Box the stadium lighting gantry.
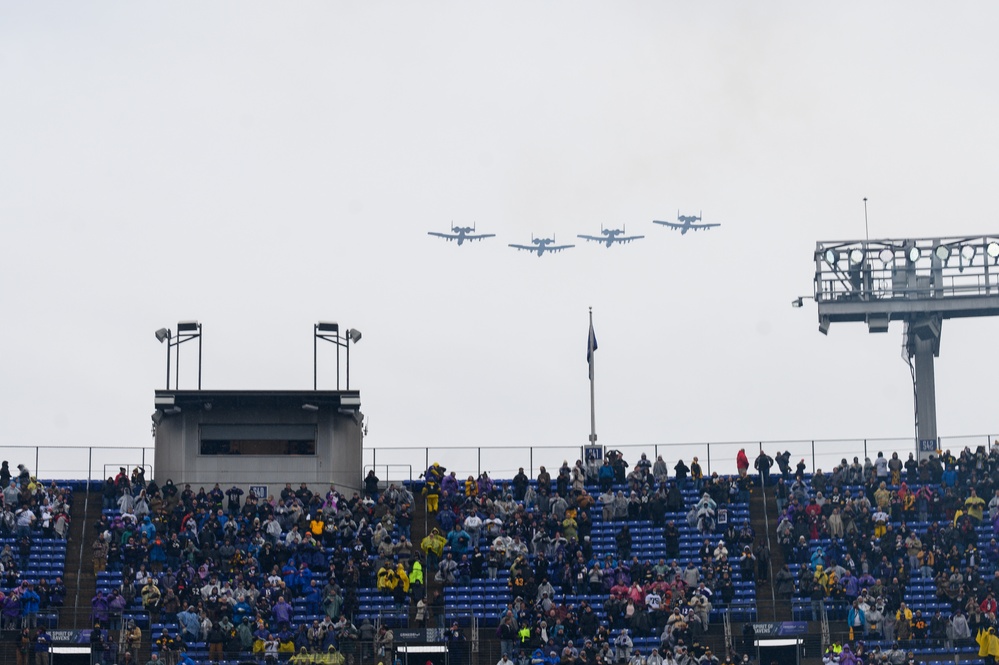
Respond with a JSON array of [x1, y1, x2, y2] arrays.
[[811, 235, 999, 460], [154, 321, 202, 390], [314, 321, 362, 390]]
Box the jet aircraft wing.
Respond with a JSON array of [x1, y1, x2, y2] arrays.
[[428, 232, 458, 240], [652, 220, 684, 230]]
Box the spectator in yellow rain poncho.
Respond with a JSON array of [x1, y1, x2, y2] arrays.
[[421, 528, 446, 569], [966, 488, 986, 523], [288, 645, 346, 664], [376, 563, 399, 593], [978, 627, 999, 658], [395, 563, 410, 593]]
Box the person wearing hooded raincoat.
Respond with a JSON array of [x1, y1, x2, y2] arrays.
[[978, 627, 999, 658]]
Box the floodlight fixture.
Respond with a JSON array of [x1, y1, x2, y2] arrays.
[[879, 248, 894, 264], [338, 407, 363, 425], [961, 245, 976, 262], [823, 249, 839, 265], [934, 245, 950, 261], [154, 321, 203, 389], [791, 295, 814, 309], [849, 249, 865, 265], [314, 321, 363, 390], [988, 242, 999, 259], [908, 246, 921, 262]]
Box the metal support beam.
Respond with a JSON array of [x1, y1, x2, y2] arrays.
[[906, 318, 940, 460]]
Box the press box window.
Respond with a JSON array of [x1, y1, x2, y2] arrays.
[[199, 424, 317, 456]]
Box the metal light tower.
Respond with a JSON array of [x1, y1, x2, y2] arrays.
[[812, 235, 999, 459], [314, 322, 362, 390], [154, 321, 203, 390]]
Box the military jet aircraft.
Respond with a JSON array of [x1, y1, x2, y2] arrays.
[[509, 235, 575, 256], [577, 225, 644, 247], [427, 223, 495, 245], [653, 211, 720, 235]]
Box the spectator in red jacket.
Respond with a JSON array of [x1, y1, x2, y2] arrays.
[[736, 449, 750, 477]]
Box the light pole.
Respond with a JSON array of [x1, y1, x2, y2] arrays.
[[155, 321, 203, 389], [314, 322, 362, 390]]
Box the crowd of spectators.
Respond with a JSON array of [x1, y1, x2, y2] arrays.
[[0, 460, 69, 665], [91, 466, 417, 663], [420, 452, 764, 665], [87, 440, 999, 665], [778, 444, 999, 664]]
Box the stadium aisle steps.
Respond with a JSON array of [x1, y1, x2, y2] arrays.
[[62, 485, 103, 630], [749, 483, 788, 621]]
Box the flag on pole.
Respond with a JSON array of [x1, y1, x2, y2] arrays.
[[587, 321, 598, 380]]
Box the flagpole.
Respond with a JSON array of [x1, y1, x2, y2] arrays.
[[589, 307, 597, 446]]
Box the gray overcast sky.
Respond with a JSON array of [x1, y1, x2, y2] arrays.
[[2, 3, 999, 474]]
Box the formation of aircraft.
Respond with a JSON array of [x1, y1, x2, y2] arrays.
[[577, 226, 645, 248], [653, 211, 720, 235], [427, 223, 496, 245], [429, 214, 720, 255], [509, 235, 575, 257]]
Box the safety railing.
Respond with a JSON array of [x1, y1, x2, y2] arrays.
[[363, 434, 998, 485], [0, 433, 996, 485], [102, 463, 153, 485], [0, 445, 154, 485], [363, 464, 413, 488]]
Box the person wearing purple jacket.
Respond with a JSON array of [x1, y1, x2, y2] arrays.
[[838, 644, 861, 665], [107, 589, 127, 630], [842, 570, 861, 603], [272, 596, 293, 627], [2, 593, 20, 630], [252, 623, 270, 652], [90, 591, 109, 628]]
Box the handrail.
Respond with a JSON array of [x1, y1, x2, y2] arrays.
[[71, 480, 90, 630], [820, 597, 830, 652], [723, 607, 733, 655], [757, 465, 778, 621]]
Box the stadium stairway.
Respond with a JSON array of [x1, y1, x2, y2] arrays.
[[410, 493, 433, 626], [749, 483, 789, 622], [745, 484, 829, 664], [62, 485, 103, 630]]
